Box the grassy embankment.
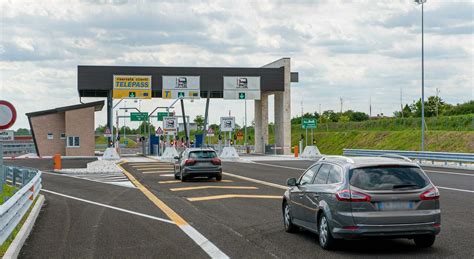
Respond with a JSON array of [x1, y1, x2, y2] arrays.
[[198, 115, 474, 154]]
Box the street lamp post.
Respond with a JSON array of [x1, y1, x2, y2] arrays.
[[415, 0, 426, 151]]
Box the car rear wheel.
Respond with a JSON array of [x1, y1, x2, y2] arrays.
[[318, 214, 335, 250], [283, 201, 296, 233], [414, 235, 436, 248], [216, 174, 222, 181], [181, 172, 187, 182]]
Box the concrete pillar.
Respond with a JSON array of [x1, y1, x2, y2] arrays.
[[254, 93, 268, 154], [263, 58, 292, 155]]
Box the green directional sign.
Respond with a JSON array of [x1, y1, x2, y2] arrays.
[[177, 92, 185, 98], [128, 91, 136, 98], [302, 118, 317, 129], [238, 92, 246, 99], [130, 112, 148, 121], [157, 112, 170, 121]]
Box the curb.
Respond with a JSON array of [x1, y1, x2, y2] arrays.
[[4, 195, 45, 259]]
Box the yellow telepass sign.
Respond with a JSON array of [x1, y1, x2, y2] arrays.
[[113, 75, 152, 99]]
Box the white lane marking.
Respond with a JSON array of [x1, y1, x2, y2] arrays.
[[42, 171, 136, 189], [142, 171, 175, 174], [180, 225, 229, 259], [41, 189, 175, 224], [437, 186, 474, 193], [249, 162, 306, 171], [425, 170, 474, 177], [222, 172, 287, 190]]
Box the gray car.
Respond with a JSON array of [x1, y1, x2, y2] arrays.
[[174, 148, 222, 181], [283, 155, 440, 250]]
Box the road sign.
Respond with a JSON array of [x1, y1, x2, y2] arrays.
[[157, 112, 172, 121], [237, 131, 243, 140], [163, 116, 178, 134], [207, 128, 214, 137], [220, 117, 235, 132], [0, 100, 17, 130], [302, 118, 317, 129], [112, 75, 152, 99], [130, 112, 149, 121], [104, 128, 112, 137], [223, 76, 261, 100], [0, 130, 14, 141], [155, 127, 164, 136], [162, 76, 200, 100]]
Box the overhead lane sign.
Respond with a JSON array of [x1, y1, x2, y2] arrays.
[[162, 76, 200, 100], [130, 112, 149, 121], [113, 75, 152, 99], [223, 76, 261, 100]]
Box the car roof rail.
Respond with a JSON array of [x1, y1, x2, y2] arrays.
[[321, 155, 354, 163], [378, 154, 413, 162]]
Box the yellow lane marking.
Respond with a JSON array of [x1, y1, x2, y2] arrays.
[[133, 165, 174, 170], [158, 179, 234, 184], [142, 171, 175, 174], [187, 194, 282, 202], [170, 186, 258, 192], [159, 180, 181, 184], [118, 162, 188, 226]]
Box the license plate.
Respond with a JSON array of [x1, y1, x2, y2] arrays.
[[376, 201, 414, 211]]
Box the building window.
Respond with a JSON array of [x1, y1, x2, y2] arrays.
[[67, 136, 80, 147], [47, 133, 53, 140], [60, 133, 66, 139]]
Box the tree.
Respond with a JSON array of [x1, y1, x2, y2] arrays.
[[15, 128, 30, 135], [194, 115, 205, 130], [322, 110, 339, 122]]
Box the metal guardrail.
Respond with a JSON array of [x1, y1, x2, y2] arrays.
[[343, 149, 474, 164], [0, 166, 42, 245]]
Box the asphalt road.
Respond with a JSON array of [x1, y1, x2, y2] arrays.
[[8, 157, 474, 258]]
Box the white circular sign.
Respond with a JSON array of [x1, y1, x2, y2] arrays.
[[0, 101, 17, 130]]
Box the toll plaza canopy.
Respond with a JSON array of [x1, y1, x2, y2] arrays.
[[78, 65, 292, 98]]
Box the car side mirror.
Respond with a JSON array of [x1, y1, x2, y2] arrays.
[[174, 156, 179, 160], [287, 178, 297, 187]]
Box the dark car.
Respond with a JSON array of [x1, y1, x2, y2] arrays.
[[174, 148, 222, 181], [283, 155, 440, 250]]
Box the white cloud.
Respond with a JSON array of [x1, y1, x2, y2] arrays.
[[0, 0, 472, 130]]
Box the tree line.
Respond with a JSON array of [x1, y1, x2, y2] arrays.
[[292, 97, 473, 124]]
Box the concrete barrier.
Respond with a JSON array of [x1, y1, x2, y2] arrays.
[[162, 147, 179, 162], [300, 146, 321, 159], [219, 147, 240, 160], [102, 147, 120, 160]]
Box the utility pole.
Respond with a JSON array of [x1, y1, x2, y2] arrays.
[[400, 87, 404, 118], [319, 104, 321, 115], [369, 96, 372, 118], [301, 100, 304, 116], [436, 88, 440, 118], [415, 0, 427, 151], [340, 97, 343, 114]]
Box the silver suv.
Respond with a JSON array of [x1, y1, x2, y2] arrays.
[[282, 156, 440, 250]]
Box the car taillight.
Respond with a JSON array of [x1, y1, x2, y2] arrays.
[[420, 187, 440, 200], [184, 159, 196, 166], [336, 189, 371, 202], [211, 157, 221, 165]]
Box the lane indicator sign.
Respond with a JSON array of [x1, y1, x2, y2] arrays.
[[104, 128, 112, 137], [156, 127, 164, 136], [0, 100, 17, 130]]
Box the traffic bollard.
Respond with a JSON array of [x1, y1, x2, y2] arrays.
[[54, 154, 62, 171]]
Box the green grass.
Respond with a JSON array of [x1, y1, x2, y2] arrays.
[[1, 184, 17, 205], [296, 130, 474, 155], [0, 196, 39, 256], [294, 114, 473, 132]]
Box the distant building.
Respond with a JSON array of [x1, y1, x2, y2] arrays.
[[26, 101, 104, 157]]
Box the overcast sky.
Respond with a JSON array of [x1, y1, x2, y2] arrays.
[[1, 0, 473, 130]]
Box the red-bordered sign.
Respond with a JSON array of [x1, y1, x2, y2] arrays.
[[0, 100, 17, 130]]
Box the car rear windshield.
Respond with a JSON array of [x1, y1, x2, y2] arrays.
[[189, 151, 217, 159], [349, 166, 429, 191]]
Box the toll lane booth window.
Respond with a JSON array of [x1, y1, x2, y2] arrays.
[[67, 136, 80, 147]]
